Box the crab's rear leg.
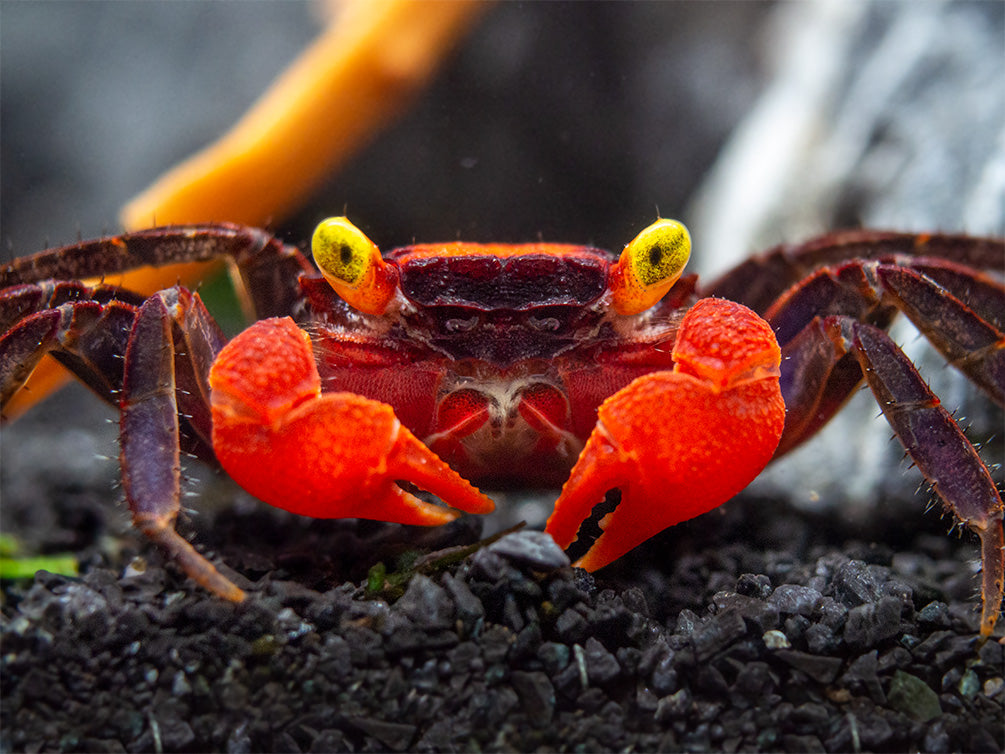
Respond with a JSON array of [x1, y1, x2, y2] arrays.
[[768, 258, 1004, 456], [120, 289, 241, 600], [1, 224, 316, 419], [545, 298, 786, 571], [209, 317, 494, 528], [872, 262, 1005, 404], [0, 282, 142, 411], [846, 321, 1004, 637]]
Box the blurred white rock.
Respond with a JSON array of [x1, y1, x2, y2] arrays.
[[689, 0, 1004, 515]]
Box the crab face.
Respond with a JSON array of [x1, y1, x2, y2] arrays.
[[1, 219, 1001, 636]]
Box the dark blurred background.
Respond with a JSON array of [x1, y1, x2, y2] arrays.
[[1, 2, 770, 253], [2, 2, 1002, 526]]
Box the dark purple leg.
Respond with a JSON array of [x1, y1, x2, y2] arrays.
[[873, 264, 1004, 405], [0, 282, 220, 451], [0, 224, 315, 320], [120, 291, 243, 601], [849, 322, 1003, 638], [0, 283, 139, 412], [765, 255, 1003, 452], [703, 230, 1004, 315]]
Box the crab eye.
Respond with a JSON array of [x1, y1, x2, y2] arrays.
[[609, 218, 691, 315], [312, 217, 398, 315]]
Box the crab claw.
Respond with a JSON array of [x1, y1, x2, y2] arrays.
[[545, 298, 786, 571], [210, 317, 494, 525]]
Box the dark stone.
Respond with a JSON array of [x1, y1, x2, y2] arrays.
[[344, 717, 416, 752], [713, 593, 779, 633], [156, 715, 196, 750], [692, 609, 747, 661], [736, 573, 772, 598], [616, 646, 641, 676], [733, 661, 775, 699], [501, 592, 526, 631], [511, 670, 555, 727], [911, 630, 955, 662], [440, 572, 484, 630], [536, 641, 570, 675], [308, 730, 348, 753], [395, 574, 454, 629], [877, 646, 911, 672], [650, 649, 679, 696], [768, 585, 822, 616], [584, 637, 621, 685], [480, 624, 514, 664], [816, 597, 848, 632], [547, 575, 591, 613], [555, 607, 589, 643], [511, 621, 542, 661], [783, 615, 811, 644], [782, 734, 825, 752], [468, 550, 513, 582], [932, 635, 979, 671], [774, 650, 842, 683], [843, 596, 902, 650], [485, 531, 570, 571], [553, 659, 586, 698], [832, 560, 884, 606], [804, 623, 839, 655], [842, 650, 885, 703], [978, 637, 1003, 668], [696, 663, 729, 695]]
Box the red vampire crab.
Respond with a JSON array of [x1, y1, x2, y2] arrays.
[[0, 218, 1002, 636]]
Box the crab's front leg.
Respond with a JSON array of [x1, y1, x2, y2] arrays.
[[546, 298, 786, 570], [209, 317, 494, 527]]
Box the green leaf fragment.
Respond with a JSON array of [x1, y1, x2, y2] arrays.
[[0, 555, 80, 580]]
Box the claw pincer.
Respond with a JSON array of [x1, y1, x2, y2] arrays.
[[546, 298, 786, 571], [209, 317, 494, 526]]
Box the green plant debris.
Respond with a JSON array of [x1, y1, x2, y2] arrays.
[[0, 555, 79, 580], [0, 532, 23, 558], [364, 522, 528, 600]]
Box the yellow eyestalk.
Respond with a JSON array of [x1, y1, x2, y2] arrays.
[[609, 219, 691, 315], [312, 217, 398, 315]]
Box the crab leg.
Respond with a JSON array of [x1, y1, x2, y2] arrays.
[[873, 263, 1004, 404], [704, 230, 1005, 315], [847, 321, 1004, 637], [767, 258, 1004, 454], [209, 317, 494, 528], [768, 302, 1004, 635], [0, 225, 315, 321], [0, 225, 317, 419], [0, 282, 140, 413], [545, 298, 786, 571], [119, 289, 242, 600]]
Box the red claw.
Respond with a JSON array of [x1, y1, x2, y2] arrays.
[[210, 317, 494, 525], [545, 298, 786, 571]]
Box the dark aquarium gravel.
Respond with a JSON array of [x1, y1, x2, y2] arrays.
[[2, 476, 1003, 753]]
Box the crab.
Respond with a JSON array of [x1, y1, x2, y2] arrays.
[[1, 218, 1002, 636]]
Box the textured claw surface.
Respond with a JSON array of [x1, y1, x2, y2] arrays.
[[546, 298, 785, 570], [210, 317, 493, 525]]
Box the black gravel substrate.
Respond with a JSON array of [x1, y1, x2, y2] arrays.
[[2, 475, 1003, 753]]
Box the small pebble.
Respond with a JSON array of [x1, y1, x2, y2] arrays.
[[762, 630, 791, 649]]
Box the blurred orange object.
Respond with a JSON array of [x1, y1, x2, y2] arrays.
[[5, 0, 487, 421], [121, 0, 487, 230]]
